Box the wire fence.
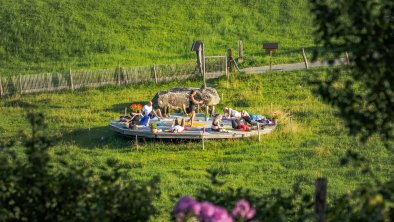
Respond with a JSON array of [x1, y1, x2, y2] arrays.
[[0, 60, 227, 97]]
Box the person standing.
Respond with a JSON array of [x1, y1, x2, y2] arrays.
[[187, 89, 204, 127]]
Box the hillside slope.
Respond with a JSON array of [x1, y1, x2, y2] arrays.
[[0, 0, 314, 74]]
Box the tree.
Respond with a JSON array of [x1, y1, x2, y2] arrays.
[[0, 112, 160, 221], [310, 0, 394, 146]]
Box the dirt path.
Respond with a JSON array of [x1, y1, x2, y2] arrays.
[[240, 58, 347, 74]]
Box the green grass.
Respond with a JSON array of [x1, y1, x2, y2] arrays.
[[0, 0, 316, 76], [1, 69, 392, 221]]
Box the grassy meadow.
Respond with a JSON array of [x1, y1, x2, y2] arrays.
[[0, 0, 315, 75], [0, 69, 392, 221]]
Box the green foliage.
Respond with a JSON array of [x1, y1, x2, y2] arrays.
[[0, 0, 315, 75], [0, 69, 392, 220], [194, 170, 314, 221], [310, 0, 394, 145], [150, 122, 157, 129], [0, 112, 160, 221]]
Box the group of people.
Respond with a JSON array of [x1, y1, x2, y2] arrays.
[[122, 89, 272, 133]]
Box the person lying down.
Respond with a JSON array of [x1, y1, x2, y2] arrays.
[[171, 118, 185, 133]]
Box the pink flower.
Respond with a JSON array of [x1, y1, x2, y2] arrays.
[[231, 199, 255, 220]]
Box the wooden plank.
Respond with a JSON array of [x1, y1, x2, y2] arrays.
[[110, 122, 275, 140]]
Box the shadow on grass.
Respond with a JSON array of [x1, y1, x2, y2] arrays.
[[59, 126, 133, 150]]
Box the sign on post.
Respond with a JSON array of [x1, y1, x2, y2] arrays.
[[191, 40, 206, 88], [263, 42, 279, 72]]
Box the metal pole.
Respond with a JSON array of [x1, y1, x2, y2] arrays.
[[269, 50, 273, 72]]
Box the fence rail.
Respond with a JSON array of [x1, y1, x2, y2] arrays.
[[0, 61, 228, 97]]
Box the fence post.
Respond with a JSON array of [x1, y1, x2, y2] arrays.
[[227, 48, 234, 72], [117, 64, 121, 85], [237, 40, 244, 63], [69, 68, 74, 91], [269, 50, 273, 72], [202, 45, 206, 88], [315, 178, 327, 222], [258, 123, 261, 142], [153, 65, 158, 84], [19, 74, 23, 94], [225, 56, 229, 88], [0, 78, 3, 97], [302, 48, 309, 69]]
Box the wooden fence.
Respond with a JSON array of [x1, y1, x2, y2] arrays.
[[0, 62, 213, 97]]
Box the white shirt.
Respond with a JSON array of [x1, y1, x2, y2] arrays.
[[142, 105, 153, 116], [230, 109, 241, 118], [171, 125, 184, 133]]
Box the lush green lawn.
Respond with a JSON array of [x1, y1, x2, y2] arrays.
[[0, 69, 392, 221], [0, 0, 315, 75]]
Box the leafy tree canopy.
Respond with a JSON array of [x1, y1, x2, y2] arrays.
[[310, 0, 394, 147]]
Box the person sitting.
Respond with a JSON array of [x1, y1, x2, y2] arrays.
[[211, 114, 225, 132], [171, 118, 186, 133], [224, 107, 241, 118], [129, 110, 143, 126], [231, 118, 250, 131], [142, 101, 164, 119]]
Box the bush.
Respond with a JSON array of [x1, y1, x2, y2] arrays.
[[0, 112, 160, 221]]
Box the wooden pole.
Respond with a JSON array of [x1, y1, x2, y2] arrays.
[[201, 128, 205, 150], [237, 40, 244, 63], [345, 51, 350, 65], [19, 74, 22, 94], [302, 48, 309, 69], [270, 102, 273, 115], [258, 123, 261, 142], [117, 64, 121, 85], [135, 135, 139, 151], [269, 50, 273, 72], [227, 48, 233, 72], [225, 56, 229, 88], [202, 43, 206, 88], [315, 178, 327, 222], [0, 78, 3, 97], [69, 68, 74, 92], [153, 65, 158, 84], [124, 107, 127, 116]]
